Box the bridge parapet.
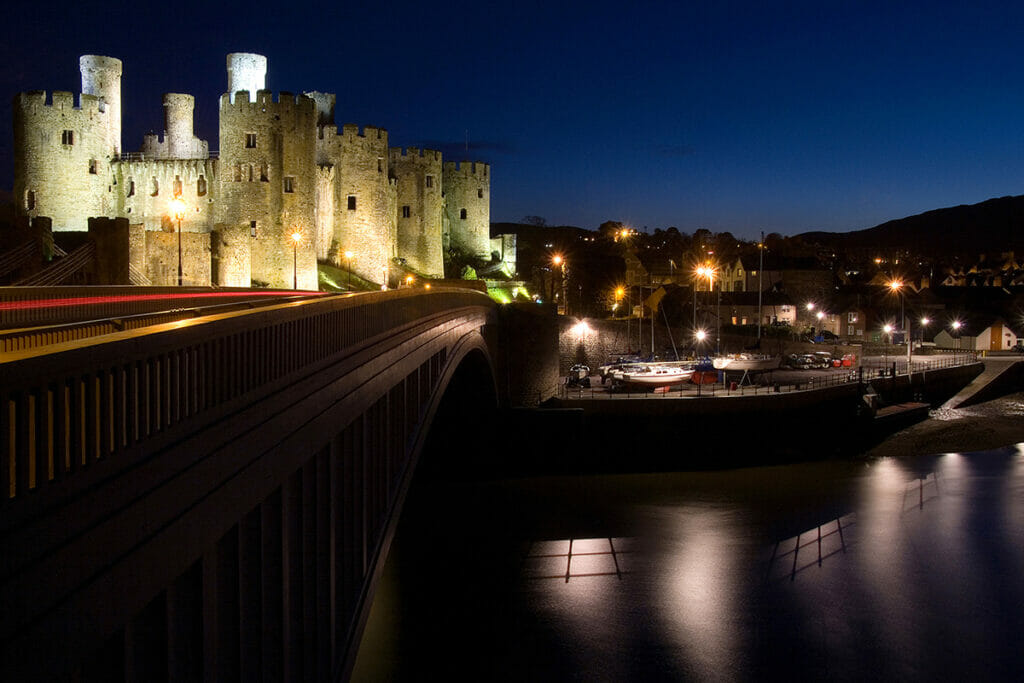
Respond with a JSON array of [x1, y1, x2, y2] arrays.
[[0, 287, 499, 680]]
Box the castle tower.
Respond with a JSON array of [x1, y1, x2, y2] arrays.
[[443, 161, 491, 260], [389, 147, 444, 278], [304, 91, 336, 128], [217, 88, 317, 288], [226, 53, 267, 103], [164, 94, 199, 158], [79, 55, 122, 155], [315, 123, 395, 286]]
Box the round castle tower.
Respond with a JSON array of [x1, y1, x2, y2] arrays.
[[227, 53, 267, 103], [389, 147, 444, 278], [79, 55, 122, 155], [217, 54, 317, 289], [443, 161, 491, 260], [14, 55, 121, 231]]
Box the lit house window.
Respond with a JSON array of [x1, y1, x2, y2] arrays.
[[848, 312, 859, 323], [245, 133, 256, 148], [402, 205, 410, 218], [61, 130, 74, 145], [284, 176, 294, 193], [347, 195, 356, 211]]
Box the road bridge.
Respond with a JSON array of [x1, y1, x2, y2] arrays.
[[0, 288, 552, 681]]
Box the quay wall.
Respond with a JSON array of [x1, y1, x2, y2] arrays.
[[498, 383, 865, 473], [869, 362, 984, 406]]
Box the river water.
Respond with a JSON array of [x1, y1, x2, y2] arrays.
[[352, 443, 1024, 681]]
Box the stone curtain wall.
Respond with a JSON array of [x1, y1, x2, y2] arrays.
[[113, 159, 217, 234]]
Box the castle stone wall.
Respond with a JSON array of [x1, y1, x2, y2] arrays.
[[389, 147, 444, 277], [211, 222, 252, 286], [318, 124, 393, 285], [13, 91, 114, 231], [144, 230, 211, 286], [217, 91, 318, 289], [443, 160, 491, 259], [113, 159, 217, 233]]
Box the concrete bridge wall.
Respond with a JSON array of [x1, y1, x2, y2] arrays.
[[0, 288, 504, 681]]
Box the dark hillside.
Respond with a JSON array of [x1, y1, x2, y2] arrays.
[[799, 195, 1024, 255]]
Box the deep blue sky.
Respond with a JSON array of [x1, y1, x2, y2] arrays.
[[3, 1, 1024, 239]]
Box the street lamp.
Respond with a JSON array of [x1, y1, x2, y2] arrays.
[[888, 279, 905, 333], [951, 320, 962, 351], [344, 250, 354, 289], [695, 329, 708, 396], [290, 230, 302, 289], [552, 254, 567, 315], [168, 197, 186, 286], [405, 275, 414, 287]]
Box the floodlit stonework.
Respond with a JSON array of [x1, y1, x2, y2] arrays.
[[12, 53, 494, 288]]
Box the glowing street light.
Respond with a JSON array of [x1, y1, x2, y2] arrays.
[[405, 275, 414, 287], [552, 254, 567, 314], [290, 230, 302, 289], [168, 197, 186, 286], [344, 249, 354, 288], [951, 319, 962, 350]]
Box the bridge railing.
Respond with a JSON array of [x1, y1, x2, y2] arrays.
[[1, 288, 494, 510]]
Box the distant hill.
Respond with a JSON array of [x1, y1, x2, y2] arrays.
[[799, 195, 1024, 256]]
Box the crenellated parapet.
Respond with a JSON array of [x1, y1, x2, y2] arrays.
[[389, 147, 442, 163], [112, 158, 218, 233]]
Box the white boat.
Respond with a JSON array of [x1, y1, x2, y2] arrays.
[[610, 364, 695, 388], [711, 354, 781, 372]]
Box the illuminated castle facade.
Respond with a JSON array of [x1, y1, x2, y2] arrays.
[[12, 53, 492, 288]]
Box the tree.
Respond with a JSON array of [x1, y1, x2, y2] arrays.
[[522, 215, 547, 227]]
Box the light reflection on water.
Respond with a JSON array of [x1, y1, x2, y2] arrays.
[[353, 451, 1024, 681]]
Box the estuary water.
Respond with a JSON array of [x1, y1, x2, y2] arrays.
[[352, 446, 1024, 681]]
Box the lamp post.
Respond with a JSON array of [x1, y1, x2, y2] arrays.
[[883, 323, 893, 372], [290, 230, 302, 289], [169, 197, 186, 286], [552, 255, 566, 315], [952, 320, 962, 351], [695, 329, 707, 396], [344, 250, 354, 289]]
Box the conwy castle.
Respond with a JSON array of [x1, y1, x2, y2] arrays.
[[11, 53, 492, 288]]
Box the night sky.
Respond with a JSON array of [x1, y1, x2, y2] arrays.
[[3, 1, 1024, 239]]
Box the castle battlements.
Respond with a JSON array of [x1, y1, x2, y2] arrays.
[[15, 90, 108, 116], [219, 91, 315, 115], [113, 157, 218, 180], [389, 147, 442, 162], [443, 160, 489, 178]]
